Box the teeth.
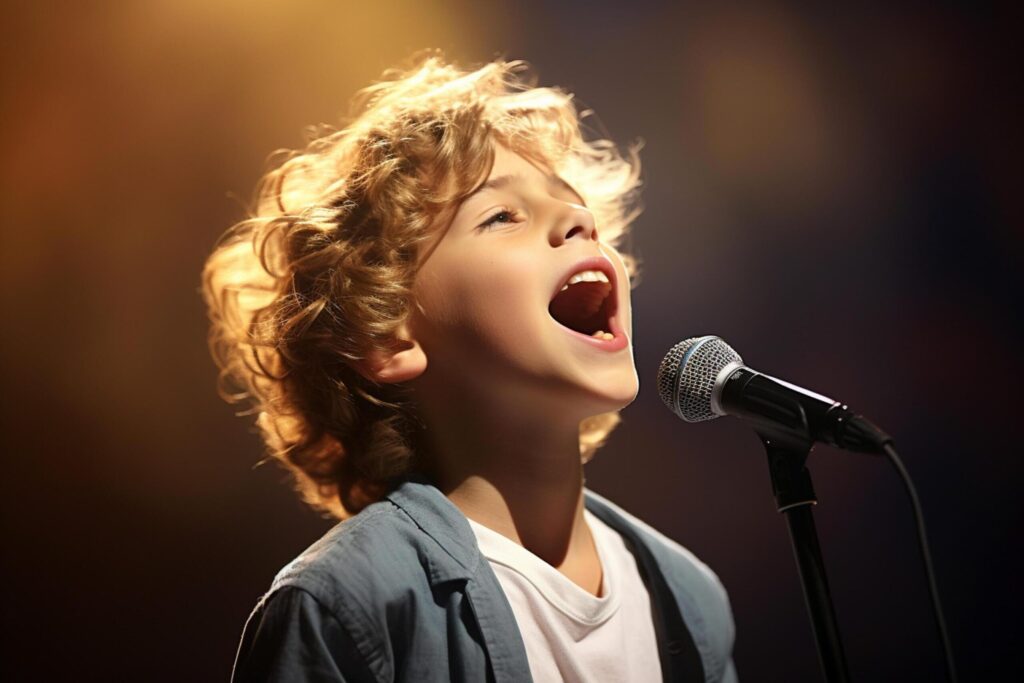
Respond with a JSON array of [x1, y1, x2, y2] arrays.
[[560, 269, 610, 291], [590, 330, 615, 340]]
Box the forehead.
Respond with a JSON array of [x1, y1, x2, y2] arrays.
[[465, 144, 583, 206], [489, 143, 549, 177], [484, 144, 561, 185]]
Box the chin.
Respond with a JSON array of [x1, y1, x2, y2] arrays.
[[587, 371, 640, 412], [612, 381, 641, 409]]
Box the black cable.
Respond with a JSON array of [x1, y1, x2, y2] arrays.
[[882, 442, 958, 683]]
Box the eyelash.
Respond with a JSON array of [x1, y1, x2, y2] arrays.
[[478, 207, 522, 230]]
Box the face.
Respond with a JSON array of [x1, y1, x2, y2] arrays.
[[406, 143, 639, 420]]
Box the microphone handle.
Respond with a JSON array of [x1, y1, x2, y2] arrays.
[[718, 367, 891, 454]]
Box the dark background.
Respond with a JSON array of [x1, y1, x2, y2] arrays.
[[1, 1, 1019, 681]]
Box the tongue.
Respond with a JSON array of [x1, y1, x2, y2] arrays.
[[549, 281, 610, 333]]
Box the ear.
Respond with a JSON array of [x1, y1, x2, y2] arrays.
[[355, 322, 427, 384]]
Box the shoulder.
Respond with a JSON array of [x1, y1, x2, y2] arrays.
[[233, 501, 423, 683], [236, 487, 487, 682], [233, 584, 376, 683], [268, 498, 436, 622]]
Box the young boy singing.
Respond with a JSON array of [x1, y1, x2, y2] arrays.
[[203, 52, 736, 682]]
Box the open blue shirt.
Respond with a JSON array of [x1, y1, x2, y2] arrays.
[[232, 477, 737, 682]]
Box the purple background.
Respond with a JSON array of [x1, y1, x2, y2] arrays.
[[2, 2, 1019, 680]]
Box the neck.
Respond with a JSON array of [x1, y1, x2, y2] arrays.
[[413, 394, 594, 569]]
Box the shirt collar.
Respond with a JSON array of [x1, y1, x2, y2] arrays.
[[383, 474, 626, 586], [384, 474, 481, 584]]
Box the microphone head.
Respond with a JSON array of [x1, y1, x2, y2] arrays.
[[657, 336, 743, 422]]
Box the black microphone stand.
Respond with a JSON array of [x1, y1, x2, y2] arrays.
[[759, 433, 850, 683]]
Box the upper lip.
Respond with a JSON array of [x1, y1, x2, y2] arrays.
[[550, 254, 619, 314]]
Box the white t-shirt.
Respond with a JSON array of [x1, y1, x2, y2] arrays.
[[467, 509, 664, 683]]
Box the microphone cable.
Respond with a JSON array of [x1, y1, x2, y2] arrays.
[[882, 443, 958, 683]]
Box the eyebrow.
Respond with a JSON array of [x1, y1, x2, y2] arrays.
[[465, 172, 586, 206]]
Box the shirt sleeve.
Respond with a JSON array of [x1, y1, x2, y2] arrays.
[[231, 586, 376, 683]]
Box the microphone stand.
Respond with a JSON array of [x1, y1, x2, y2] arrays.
[[759, 433, 850, 682]]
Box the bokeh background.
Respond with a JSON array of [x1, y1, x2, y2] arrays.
[[1, 1, 1019, 680]]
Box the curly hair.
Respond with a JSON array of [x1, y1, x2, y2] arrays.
[[201, 52, 643, 519]]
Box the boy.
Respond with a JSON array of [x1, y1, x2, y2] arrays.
[[203, 52, 736, 682]]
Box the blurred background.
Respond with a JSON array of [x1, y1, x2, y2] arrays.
[[1, 1, 1019, 680]]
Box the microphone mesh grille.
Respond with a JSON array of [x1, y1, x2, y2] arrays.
[[657, 336, 742, 422], [657, 337, 700, 412]]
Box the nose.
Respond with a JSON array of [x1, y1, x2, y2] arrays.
[[548, 205, 599, 247]]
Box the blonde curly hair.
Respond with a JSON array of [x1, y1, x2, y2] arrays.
[[201, 52, 643, 519]]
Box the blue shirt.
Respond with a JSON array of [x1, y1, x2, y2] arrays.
[[232, 477, 737, 682]]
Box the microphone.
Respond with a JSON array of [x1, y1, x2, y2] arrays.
[[657, 335, 891, 454]]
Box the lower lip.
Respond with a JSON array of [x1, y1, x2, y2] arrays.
[[554, 313, 629, 352]]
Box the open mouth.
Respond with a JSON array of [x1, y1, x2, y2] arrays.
[[548, 270, 618, 340]]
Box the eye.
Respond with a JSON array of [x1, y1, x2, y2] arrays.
[[478, 207, 522, 230]]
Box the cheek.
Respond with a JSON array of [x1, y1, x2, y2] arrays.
[[464, 263, 545, 333], [416, 259, 540, 342]]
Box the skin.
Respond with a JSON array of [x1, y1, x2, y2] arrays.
[[360, 143, 639, 596]]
